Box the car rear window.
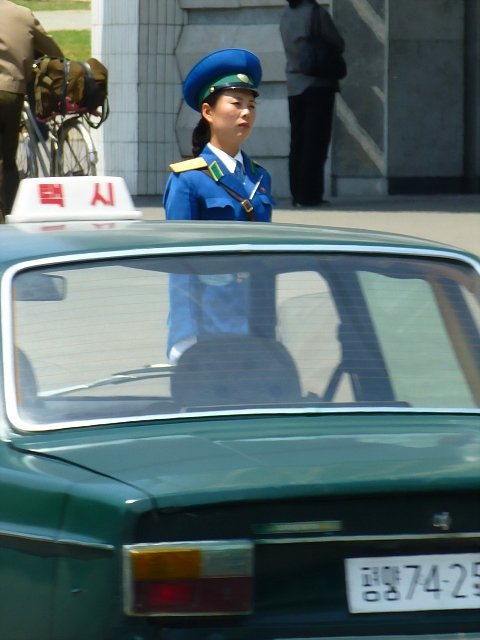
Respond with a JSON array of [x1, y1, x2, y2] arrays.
[[7, 251, 480, 430]]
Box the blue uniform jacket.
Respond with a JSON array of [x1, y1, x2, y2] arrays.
[[163, 146, 273, 222], [164, 147, 273, 358]]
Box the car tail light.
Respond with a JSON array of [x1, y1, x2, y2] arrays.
[[123, 540, 253, 616]]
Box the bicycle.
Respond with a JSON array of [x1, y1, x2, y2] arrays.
[[17, 98, 98, 179]]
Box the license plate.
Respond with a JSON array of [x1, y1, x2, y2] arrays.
[[345, 553, 480, 613]]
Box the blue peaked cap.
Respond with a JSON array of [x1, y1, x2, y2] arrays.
[[183, 49, 262, 112]]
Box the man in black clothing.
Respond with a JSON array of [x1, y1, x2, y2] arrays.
[[280, 0, 345, 207]]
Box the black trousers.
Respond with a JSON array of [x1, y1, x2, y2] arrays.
[[0, 90, 23, 220], [288, 86, 336, 206]]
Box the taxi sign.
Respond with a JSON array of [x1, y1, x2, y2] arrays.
[[9, 176, 143, 223]]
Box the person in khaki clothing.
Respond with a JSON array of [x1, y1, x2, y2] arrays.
[[0, 0, 63, 221]]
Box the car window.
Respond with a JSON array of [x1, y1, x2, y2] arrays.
[[8, 252, 480, 430], [14, 264, 171, 397], [276, 272, 354, 401], [359, 272, 477, 407]]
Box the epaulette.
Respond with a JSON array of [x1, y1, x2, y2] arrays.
[[169, 157, 208, 173]]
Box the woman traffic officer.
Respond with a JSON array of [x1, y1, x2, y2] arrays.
[[164, 49, 274, 365], [164, 48, 273, 222]]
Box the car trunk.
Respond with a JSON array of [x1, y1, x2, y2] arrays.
[[129, 490, 480, 637], [22, 415, 480, 637]]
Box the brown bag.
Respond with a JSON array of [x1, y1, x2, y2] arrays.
[[33, 56, 109, 125]]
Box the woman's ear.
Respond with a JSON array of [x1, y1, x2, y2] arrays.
[[201, 101, 214, 123]]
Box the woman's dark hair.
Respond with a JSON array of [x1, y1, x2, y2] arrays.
[[192, 118, 210, 157], [191, 92, 221, 157]]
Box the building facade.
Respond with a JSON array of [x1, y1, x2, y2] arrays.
[[91, 0, 480, 200]]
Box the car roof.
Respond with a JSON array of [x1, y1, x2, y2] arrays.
[[0, 220, 474, 266]]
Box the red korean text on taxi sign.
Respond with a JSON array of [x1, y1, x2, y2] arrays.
[[38, 183, 65, 207], [9, 176, 142, 224]]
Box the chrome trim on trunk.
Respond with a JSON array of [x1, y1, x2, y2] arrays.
[[255, 531, 480, 544]]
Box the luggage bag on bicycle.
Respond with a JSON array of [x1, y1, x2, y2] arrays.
[[33, 56, 109, 127]]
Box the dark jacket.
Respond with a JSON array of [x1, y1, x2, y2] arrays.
[[279, 0, 345, 96]]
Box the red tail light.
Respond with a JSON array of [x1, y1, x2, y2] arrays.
[[124, 540, 253, 616]]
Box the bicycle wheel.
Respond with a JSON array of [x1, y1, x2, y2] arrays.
[[17, 128, 38, 179], [56, 119, 97, 176]]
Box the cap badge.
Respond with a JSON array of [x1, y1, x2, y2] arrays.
[[237, 73, 250, 84]]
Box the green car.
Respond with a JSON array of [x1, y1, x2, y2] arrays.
[[2, 178, 480, 639]]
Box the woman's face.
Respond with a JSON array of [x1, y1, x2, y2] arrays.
[[201, 89, 257, 155]]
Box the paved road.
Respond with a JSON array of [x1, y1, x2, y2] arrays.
[[36, 10, 91, 31], [135, 194, 480, 257]]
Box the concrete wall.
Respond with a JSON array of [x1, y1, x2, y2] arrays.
[[333, 0, 387, 196], [92, 0, 480, 198], [465, 0, 480, 193], [388, 0, 464, 193], [92, 0, 186, 195], [333, 0, 471, 196], [92, 0, 141, 193]]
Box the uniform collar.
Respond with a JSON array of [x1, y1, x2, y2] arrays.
[[207, 143, 244, 174]]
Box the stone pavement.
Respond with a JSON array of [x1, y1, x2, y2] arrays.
[[134, 194, 480, 257], [35, 10, 91, 31]]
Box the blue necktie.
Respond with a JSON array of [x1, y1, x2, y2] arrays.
[[236, 160, 257, 197], [234, 160, 245, 184]]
